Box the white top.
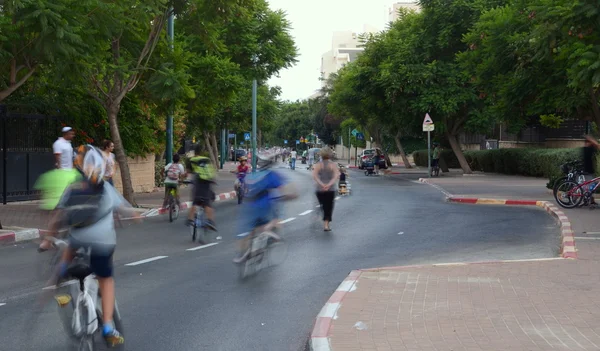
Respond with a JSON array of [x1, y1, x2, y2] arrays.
[[103, 152, 116, 178], [290, 151, 297, 158], [52, 137, 73, 169], [164, 163, 185, 184]]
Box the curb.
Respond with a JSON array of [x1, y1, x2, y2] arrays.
[[417, 178, 576, 259], [1, 190, 239, 245], [310, 270, 362, 351]]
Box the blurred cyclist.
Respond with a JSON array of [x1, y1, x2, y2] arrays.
[[161, 154, 186, 208], [186, 147, 217, 231], [233, 152, 297, 263], [48, 144, 140, 348]]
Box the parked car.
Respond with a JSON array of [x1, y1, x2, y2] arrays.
[[358, 149, 387, 169]]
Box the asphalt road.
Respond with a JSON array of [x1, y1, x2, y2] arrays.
[[0, 164, 559, 351]]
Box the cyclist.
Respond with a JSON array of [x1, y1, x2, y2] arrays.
[[186, 148, 217, 231], [49, 145, 140, 348], [233, 152, 297, 263], [232, 156, 250, 191], [161, 154, 186, 208]]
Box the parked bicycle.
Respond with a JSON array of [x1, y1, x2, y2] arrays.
[[554, 171, 599, 209], [553, 161, 589, 208]]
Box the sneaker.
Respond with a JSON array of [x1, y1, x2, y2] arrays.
[[103, 328, 124, 348]]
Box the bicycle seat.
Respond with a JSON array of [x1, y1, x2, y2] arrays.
[[67, 259, 93, 280]]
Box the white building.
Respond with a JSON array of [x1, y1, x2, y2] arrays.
[[388, 1, 420, 23], [319, 25, 378, 88]]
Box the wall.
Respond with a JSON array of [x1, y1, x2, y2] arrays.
[[112, 155, 155, 194], [461, 138, 585, 150]]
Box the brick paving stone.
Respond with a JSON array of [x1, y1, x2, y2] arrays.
[[329, 258, 600, 350]]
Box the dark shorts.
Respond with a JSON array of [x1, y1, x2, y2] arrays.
[[68, 239, 115, 278], [432, 159, 439, 167], [192, 179, 214, 207]]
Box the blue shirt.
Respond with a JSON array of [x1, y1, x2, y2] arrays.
[[245, 169, 286, 209]]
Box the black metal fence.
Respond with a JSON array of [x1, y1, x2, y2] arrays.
[[1, 105, 58, 204]]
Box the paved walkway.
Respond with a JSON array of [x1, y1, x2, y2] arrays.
[[318, 172, 600, 351]]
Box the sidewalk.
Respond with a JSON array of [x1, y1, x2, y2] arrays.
[[312, 172, 600, 351]]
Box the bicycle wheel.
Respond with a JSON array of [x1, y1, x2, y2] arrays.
[[237, 187, 243, 204], [552, 176, 568, 201], [168, 195, 174, 223], [554, 180, 583, 208], [266, 233, 288, 268]]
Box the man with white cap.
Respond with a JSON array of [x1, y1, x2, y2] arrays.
[[37, 127, 77, 252], [53, 126, 75, 169]]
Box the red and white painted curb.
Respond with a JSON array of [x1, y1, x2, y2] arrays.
[[310, 270, 362, 351], [0, 190, 239, 245], [418, 178, 576, 259]]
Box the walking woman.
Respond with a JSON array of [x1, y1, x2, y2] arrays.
[[102, 139, 116, 185], [312, 147, 340, 231]]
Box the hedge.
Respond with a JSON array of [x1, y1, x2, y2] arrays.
[[412, 148, 581, 188]]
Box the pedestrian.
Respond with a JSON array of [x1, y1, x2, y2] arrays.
[[373, 148, 382, 175], [583, 135, 600, 204], [290, 148, 297, 170], [312, 147, 340, 231], [37, 127, 79, 252], [431, 142, 441, 176], [102, 139, 116, 186]]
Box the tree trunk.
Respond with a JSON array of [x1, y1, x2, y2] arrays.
[[446, 131, 472, 174], [590, 89, 600, 129], [258, 130, 263, 148], [210, 132, 219, 166], [107, 104, 137, 205], [203, 132, 217, 166], [394, 133, 412, 168]]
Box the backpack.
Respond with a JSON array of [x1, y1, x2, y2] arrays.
[[167, 163, 180, 181], [62, 181, 111, 228]]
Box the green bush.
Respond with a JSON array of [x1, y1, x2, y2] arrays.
[[412, 148, 581, 188]]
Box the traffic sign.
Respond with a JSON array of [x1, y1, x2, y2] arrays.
[[228, 133, 235, 138], [296, 140, 300, 145], [284, 140, 288, 144], [423, 124, 435, 132], [240, 141, 244, 145], [423, 113, 433, 125], [356, 133, 365, 140], [244, 132, 251, 141]]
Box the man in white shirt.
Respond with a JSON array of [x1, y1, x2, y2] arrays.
[[53, 127, 75, 169]]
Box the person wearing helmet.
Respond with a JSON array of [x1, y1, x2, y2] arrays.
[[48, 145, 140, 348], [233, 152, 297, 263], [231, 156, 250, 192], [186, 145, 217, 231]]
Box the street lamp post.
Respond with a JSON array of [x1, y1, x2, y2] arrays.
[[165, 9, 174, 164], [251, 79, 258, 172]]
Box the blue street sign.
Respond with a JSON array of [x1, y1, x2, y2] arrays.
[[284, 140, 288, 144], [240, 142, 244, 145], [357, 133, 365, 140], [296, 140, 300, 144], [229, 133, 235, 138], [244, 132, 251, 141]]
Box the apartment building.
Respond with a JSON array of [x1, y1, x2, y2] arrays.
[[388, 1, 420, 23]]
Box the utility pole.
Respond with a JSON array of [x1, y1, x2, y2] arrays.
[[251, 79, 258, 172], [165, 9, 174, 164]]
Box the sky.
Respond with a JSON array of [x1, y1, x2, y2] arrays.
[[266, 0, 401, 102]]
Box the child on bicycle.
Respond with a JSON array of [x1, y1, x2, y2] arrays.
[[186, 146, 217, 231], [233, 153, 297, 263], [161, 154, 186, 208], [232, 156, 250, 191], [49, 145, 140, 348]]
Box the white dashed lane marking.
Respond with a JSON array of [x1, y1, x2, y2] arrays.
[[186, 243, 219, 251], [299, 210, 313, 216], [0, 303, 5, 307], [125, 256, 168, 266], [279, 218, 296, 224]]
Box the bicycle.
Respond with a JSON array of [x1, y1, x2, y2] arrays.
[[554, 174, 600, 209], [166, 185, 180, 222], [46, 238, 125, 351], [238, 223, 288, 280], [236, 180, 247, 205], [553, 160, 584, 195]]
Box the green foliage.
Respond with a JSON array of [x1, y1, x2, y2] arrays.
[[540, 114, 564, 129], [413, 147, 581, 187]]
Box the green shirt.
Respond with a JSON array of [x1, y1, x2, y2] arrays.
[[432, 147, 441, 159], [189, 156, 216, 181]]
